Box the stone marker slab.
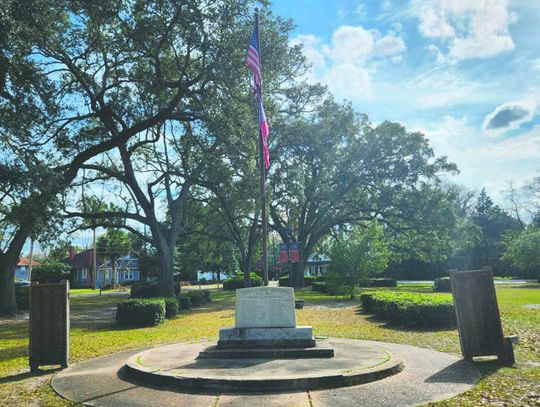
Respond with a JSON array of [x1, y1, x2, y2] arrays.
[[235, 286, 295, 328], [217, 326, 315, 349]]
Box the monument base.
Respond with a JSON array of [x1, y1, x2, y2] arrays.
[[199, 339, 334, 359], [217, 326, 315, 349]]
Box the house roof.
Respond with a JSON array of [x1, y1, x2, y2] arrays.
[[65, 249, 103, 269], [17, 257, 41, 266], [100, 253, 139, 271]]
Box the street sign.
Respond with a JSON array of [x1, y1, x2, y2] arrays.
[[291, 242, 299, 263], [279, 243, 288, 262]]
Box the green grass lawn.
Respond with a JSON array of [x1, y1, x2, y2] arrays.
[[69, 288, 127, 295], [1, 284, 538, 406]]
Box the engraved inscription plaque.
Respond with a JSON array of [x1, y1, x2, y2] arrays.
[[235, 287, 296, 328]]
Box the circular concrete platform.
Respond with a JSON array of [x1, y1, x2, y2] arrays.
[[52, 339, 481, 407], [124, 339, 403, 392]]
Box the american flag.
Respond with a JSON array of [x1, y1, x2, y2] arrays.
[[246, 20, 262, 91], [246, 15, 270, 169]]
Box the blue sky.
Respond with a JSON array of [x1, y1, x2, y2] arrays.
[[272, 0, 540, 204]]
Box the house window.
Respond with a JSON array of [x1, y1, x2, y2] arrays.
[[124, 271, 134, 281], [81, 268, 87, 280]]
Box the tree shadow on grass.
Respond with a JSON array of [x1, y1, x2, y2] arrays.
[[0, 367, 61, 385], [0, 324, 28, 340], [354, 306, 456, 333]]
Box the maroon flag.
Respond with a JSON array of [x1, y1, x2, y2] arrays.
[[279, 243, 288, 263], [291, 242, 299, 263]]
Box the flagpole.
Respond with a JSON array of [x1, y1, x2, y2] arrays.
[[255, 10, 269, 286]]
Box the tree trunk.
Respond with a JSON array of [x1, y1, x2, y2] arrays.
[[156, 241, 175, 297], [111, 255, 117, 289], [0, 253, 19, 316], [292, 262, 305, 288], [242, 256, 252, 287]]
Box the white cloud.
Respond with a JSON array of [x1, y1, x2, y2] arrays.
[[328, 25, 374, 62], [290, 35, 326, 70], [415, 116, 540, 203], [375, 35, 406, 56], [419, 7, 455, 38], [325, 64, 371, 99], [482, 100, 536, 135], [291, 25, 406, 101], [416, 0, 516, 61]]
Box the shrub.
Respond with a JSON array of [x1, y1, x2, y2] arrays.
[[357, 278, 397, 287], [360, 291, 456, 328], [116, 298, 166, 327], [15, 283, 30, 310], [32, 260, 70, 283], [278, 275, 315, 287], [131, 281, 180, 298], [223, 273, 262, 290], [163, 297, 179, 318], [178, 294, 191, 310], [312, 281, 328, 292], [278, 275, 290, 287], [434, 277, 452, 292], [184, 291, 202, 306]]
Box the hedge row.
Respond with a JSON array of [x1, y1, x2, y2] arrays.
[[116, 298, 166, 327], [357, 278, 397, 287], [360, 291, 456, 328], [433, 277, 452, 292], [15, 284, 29, 310], [312, 281, 329, 292], [130, 280, 181, 298], [223, 273, 262, 290], [116, 290, 211, 326], [278, 275, 319, 287]]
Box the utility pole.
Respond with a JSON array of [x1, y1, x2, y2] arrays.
[[92, 228, 97, 290]]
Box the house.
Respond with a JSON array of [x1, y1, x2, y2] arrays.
[[14, 257, 41, 282], [304, 253, 331, 277], [65, 248, 140, 288], [98, 253, 141, 287], [197, 270, 232, 282], [65, 249, 102, 288]]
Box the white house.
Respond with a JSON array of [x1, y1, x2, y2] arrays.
[[304, 253, 331, 277]]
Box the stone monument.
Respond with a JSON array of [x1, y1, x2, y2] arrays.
[[199, 286, 333, 358]]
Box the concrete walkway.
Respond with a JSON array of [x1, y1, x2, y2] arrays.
[[52, 340, 480, 407]]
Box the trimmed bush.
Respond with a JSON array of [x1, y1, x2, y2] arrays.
[[163, 297, 179, 318], [131, 281, 180, 298], [434, 277, 452, 292], [223, 273, 262, 290], [15, 284, 30, 310], [357, 278, 397, 287], [179, 290, 211, 307], [278, 275, 316, 287], [184, 291, 203, 306], [278, 275, 290, 287], [32, 260, 70, 283], [116, 298, 166, 327], [312, 281, 328, 292], [360, 291, 456, 328], [178, 294, 191, 310]]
